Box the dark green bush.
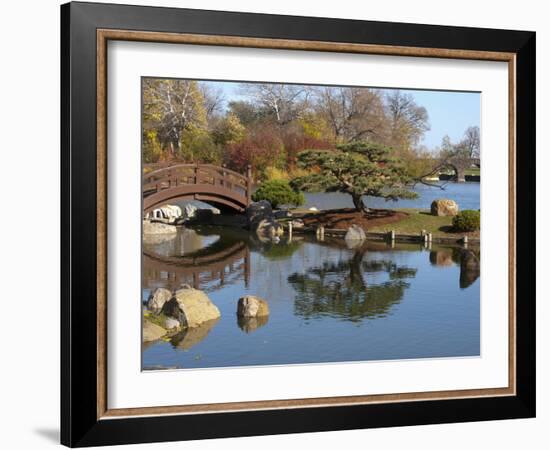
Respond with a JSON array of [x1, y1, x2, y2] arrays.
[[452, 210, 480, 232], [252, 180, 305, 209]]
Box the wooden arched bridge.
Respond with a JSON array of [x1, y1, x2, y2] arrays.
[[143, 163, 252, 213]]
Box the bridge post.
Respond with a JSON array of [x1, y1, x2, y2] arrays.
[[246, 165, 252, 205], [222, 164, 227, 187]]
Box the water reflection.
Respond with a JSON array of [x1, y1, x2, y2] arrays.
[[143, 228, 250, 292], [428, 248, 480, 289], [142, 227, 481, 368], [237, 315, 269, 333], [170, 318, 220, 350], [459, 249, 480, 289], [288, 248, 417, 323]]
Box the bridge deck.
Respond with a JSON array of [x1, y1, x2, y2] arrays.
[[143, 163, 252, 213]]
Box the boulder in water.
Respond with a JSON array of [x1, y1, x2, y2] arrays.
[[161, 285, 221, 328], [143, 318, 167, 342], [345, 224, 366, 245], [147, 288, 172, 314], [237, 295, 270, 318]]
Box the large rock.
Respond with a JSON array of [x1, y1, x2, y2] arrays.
[[147, 204, 182, 222], [431, 199, 459, 216], [161, 285, 221, 328], [273, 210, 292, 219], [182, 203, 198, 220], [147, 288, 172, 313], [237, 295, 270, 318], [143, 318, 167, 342], [164, 317, 180, 330], [345, 225, 366, 244], [143, 220, 177, 235], [246, 200, 273, 229], [256, 218, 284, 239]]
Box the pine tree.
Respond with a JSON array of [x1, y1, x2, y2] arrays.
[[291, 141, 417, 213]]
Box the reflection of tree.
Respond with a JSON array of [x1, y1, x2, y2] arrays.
[[288, 249, 416, 322], [261, 240, 302, 260]]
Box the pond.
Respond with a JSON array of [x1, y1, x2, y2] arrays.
[[304, 182, 480, 211], [142, 227, 480, 370]]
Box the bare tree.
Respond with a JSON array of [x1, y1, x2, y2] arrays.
[[199, 83, 225, 121], [461, 126, 480, 158], [240, 83, 311, 126], [385, 90, 430, 150], [315, 87, 388, 143]]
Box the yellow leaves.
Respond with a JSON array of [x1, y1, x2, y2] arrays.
[[298, 113, 331, 140]]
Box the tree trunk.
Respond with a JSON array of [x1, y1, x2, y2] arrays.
[[351, 193, 369, 214]]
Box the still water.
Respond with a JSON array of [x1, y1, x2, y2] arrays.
[[304, 182, 481, 210], [142, 227, 480, 370]]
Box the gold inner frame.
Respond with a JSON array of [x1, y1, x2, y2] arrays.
[[96, 29, 517, 420]]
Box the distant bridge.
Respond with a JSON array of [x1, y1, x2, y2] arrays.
[[436, 157, 480, 182], [143, 163, 252, 213]]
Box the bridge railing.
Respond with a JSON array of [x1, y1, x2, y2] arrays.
[[143, 163, 252, 203]]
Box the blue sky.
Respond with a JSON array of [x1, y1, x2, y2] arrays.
[[200, 80, 480, 152]]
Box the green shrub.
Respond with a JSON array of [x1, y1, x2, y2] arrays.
[[452, 210, 480, 232], [252, 179, 305, 209]]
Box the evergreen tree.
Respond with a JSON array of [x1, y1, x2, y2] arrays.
[[291, 141, 417, 213]]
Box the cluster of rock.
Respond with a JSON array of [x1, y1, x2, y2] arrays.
[[431, 199, 459, 216], [245, 200, 284, 241], [145, 203, 221, 226], [143, 285, 221, 342], [143, 286, 270, 343]]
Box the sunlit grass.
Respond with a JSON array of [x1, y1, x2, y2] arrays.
[[367, 208, 454, 236]]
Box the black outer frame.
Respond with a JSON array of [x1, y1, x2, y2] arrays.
[[61, 1, 536, 447]]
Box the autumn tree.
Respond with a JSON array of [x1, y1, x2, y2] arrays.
[[212, 113, 246, 146], [227, 101, 264, 127], [291, 141, 417, 213], [142, 79, 207, 159], [315, 87, 388, 143], [385, 90, 429, 153]]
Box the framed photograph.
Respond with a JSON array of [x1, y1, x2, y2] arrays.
[[61, 1, 535, 447]]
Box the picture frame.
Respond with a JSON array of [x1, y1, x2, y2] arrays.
[[61, 1, 536, 447]]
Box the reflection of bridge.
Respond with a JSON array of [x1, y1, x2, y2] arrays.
[[143, 163, 252, 213], [142, 241, 250, 292]]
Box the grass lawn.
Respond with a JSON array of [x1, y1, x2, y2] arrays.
[[292, 207, 479, 238], [367, 208, 455, 236], [465, 167, 480, 176]]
